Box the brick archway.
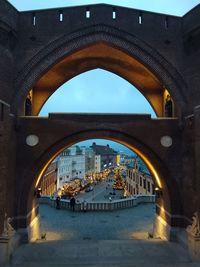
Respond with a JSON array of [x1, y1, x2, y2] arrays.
[[13, 25, 188, 117], [15, 127, 181, 240]]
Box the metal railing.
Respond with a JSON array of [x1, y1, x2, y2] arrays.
[[39, 195, 155, 211]]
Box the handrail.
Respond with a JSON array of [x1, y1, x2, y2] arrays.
[[39, 195, 155, 211]]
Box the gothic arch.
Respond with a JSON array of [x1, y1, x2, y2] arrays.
[[13, 25, 188, 117]]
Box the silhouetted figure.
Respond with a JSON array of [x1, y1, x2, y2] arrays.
[[70, 197, 76, 211], [83, 200, 87, 212], [25, 93, 32, 116], [165, 94, 173, 117], [56, 196, 61, 209]]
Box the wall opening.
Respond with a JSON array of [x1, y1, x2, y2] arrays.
[[35, 139, 157, 241], [38, 69, 157, 117], [20, 41, 177, 118]]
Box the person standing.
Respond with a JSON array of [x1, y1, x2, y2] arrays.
[[83, 200, 87, 212], [70, 196, 76, 211], [56, 196, 61, 209], [25, 93, 32, 116], [165, 94, 173, 117]]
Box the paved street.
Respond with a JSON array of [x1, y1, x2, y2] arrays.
[[8, 204, 198, 267], [39, 203, 155, 240], [76, 178, 124, 203]]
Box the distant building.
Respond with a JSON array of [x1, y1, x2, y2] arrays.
[[125, 158, 154, 196], [91, 142, 117, 170], [56, 146, 87, 189], [94, 155, 101, 172], [40, 160, 57, 196], [41, 143, 121, 194], [116, 154, 121, 166]]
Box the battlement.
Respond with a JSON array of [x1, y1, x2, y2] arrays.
[[18, 4, 181, 34]]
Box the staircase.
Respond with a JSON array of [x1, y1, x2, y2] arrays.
[[8, 239, 199, 267]]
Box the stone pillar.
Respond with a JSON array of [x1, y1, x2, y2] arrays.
[[194, 105, 200, 211], [185, 106, 200, 262], [0, 214, 20, 266], [187, 212, 200, 261], [0, 103, 11, 234]]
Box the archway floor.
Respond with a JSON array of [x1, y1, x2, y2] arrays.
[[9, 204, 197, 267], [38, 203, 155, 240]]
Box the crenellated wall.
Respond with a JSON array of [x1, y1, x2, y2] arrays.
[[15, 4, 183, 75]]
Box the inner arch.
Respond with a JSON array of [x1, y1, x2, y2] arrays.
[[39, 69, 157, 117], [31, 42, 166, 116], [35, 136, 163, 191]]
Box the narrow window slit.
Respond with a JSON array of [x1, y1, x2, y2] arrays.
[[139, 13, 142, 24], [0, 103, 4, 121], [32, 13, 36, 26], [86, 9, 90, 19], [112, 9, 116, 20], [165, 16, 168, 29], [59, 11, 63, 22]]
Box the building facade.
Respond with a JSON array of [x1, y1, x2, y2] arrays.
[[56, 146, 87, 189], [91, 142, 118, 171], [125, 158, 154, 196], [40, 160, 57, 196]]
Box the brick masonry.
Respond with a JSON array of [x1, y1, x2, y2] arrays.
[[0, 0, 200, 232]]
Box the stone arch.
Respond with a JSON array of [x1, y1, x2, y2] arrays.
[[16, 128, 181, 240], [13, 25, 188, 117]]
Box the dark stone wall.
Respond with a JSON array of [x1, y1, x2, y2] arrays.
[[12, 3, 199, 115], [0, 0, 18, 233], [0, 0, 200, 233], [181, 5, 200, 109], [14, 114, 182, 227], [0, 0, 17, 103], [15, 5, 182, 73], [0, 103, 16, 233]]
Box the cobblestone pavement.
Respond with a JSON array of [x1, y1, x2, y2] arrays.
[[39, 203, 155, 240]]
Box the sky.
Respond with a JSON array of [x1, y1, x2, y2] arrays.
[[8, 0, 200, 16], [76, 139, 135, 156], [39, 69, 156, 116]]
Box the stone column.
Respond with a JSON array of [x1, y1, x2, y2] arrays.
[[186, 106, 200, 261], [194, 105, 200, 211], [187, 212, 200, 261]]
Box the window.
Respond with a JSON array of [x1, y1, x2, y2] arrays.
[[143, 179, 146, 189], [0, 103, 4, 121]]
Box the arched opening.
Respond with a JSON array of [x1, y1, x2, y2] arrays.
[[18, 37, 182, 117], [38, 69, 157, 117], [16, 129, 180, 244], [37, 139, 156, 241]]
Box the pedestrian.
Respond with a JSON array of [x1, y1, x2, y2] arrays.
[[70, 196, 76, 211], [83, 200, 87, 212], [165, 94, 173, 117], [56, 196, 60, 209]]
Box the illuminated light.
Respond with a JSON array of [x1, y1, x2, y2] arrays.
[[35, 138, 162, 190], [116, 140, 163, 189], [35, 146, 72, 188]]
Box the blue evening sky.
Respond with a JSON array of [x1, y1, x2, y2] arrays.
[[8, 0, 199, 16]]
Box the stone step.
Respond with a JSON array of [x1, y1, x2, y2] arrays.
[[9, 239, 195, 267], [7, 262, 200, 267]]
